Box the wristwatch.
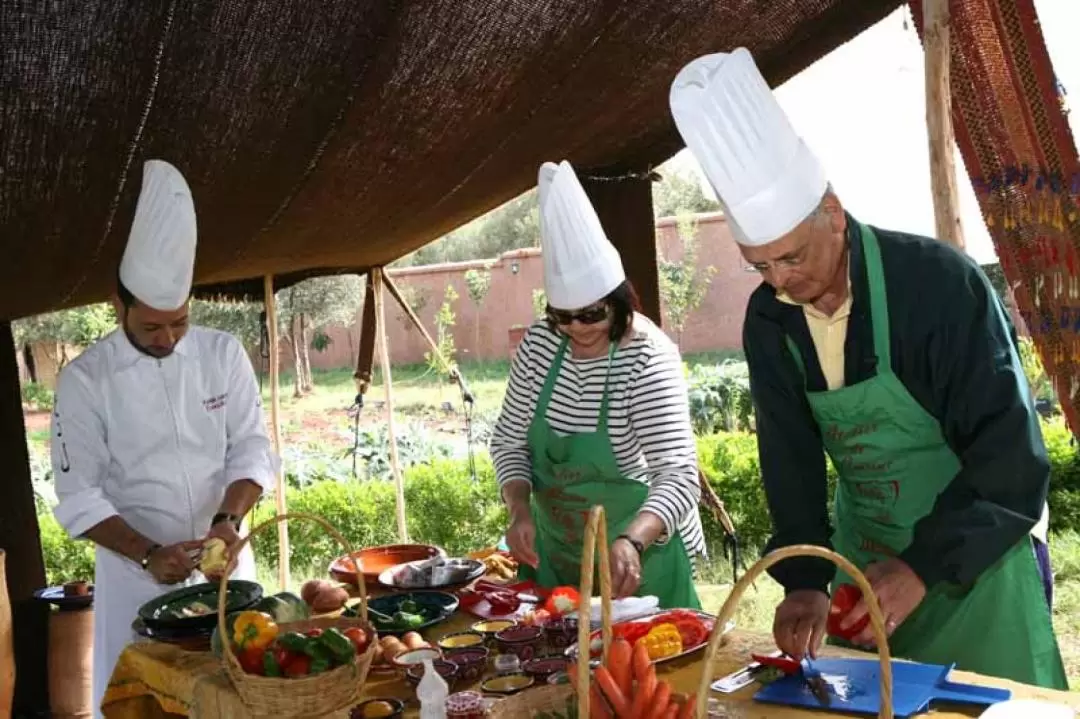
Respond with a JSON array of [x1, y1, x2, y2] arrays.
[[211, 512, 243, 531], [141, 543, 161, 571], [616, 534, 645, 557]]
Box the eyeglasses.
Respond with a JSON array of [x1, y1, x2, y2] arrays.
[[546, 303, 609, 326]]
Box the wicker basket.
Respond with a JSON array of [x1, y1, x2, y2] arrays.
[[490, 506, 897, 719], [215, 512, 376, 717]]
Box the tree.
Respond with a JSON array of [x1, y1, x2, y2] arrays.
[[658, 215, 716, 347], [13, 304, 117, 372], [532, 289, 547, 320], [277, 275, 364, 397], [190, 299, 262, 349], [652, 168, 720, 219], [395, 190, 540, 267], [463, 267, 492, 354], [426, 285, 459, 378]]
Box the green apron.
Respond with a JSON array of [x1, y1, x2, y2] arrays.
[[517, 337, 700, 610], [784, 223, 1066, 689]]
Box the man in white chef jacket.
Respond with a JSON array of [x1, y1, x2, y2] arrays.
[[50, 159, 278, 717]]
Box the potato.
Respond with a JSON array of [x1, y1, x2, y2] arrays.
[[199, 538, 229, 575], [310, 585, 349, 614], [300, 579, 333, 606]]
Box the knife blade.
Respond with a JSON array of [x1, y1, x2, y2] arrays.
[[801, 658, 832, 706]]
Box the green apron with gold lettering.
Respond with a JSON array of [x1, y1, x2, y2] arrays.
[[784, 224, 1066, 689], [517, 337, 700, 610]]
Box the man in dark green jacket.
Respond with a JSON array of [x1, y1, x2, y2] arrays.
[[670, 47, 1065, 688]]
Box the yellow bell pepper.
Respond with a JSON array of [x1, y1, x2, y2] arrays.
[[641, 622, 683, 660], [232, 611, 279, 652]]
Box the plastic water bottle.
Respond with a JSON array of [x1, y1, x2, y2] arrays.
[[418, 657, 448, 718]]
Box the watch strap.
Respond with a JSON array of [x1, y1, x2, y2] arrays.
[[141, 543, 161, 571], [211, 512, 243, 530], [616, 534, 645, 557]]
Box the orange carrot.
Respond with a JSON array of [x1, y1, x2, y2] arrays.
[[676, 694, 696, 719], [608, 637, 634, 699], [595, 666, 631, 717], [632, 639, 652, 682], [643, 680, 672, 719], [627, 672, 657, 719], [590, 684, 613, 719]]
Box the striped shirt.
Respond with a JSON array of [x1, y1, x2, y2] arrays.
[[489, 315, 706, 561]]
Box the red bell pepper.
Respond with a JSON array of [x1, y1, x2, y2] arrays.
[[826, 583, 869, 640], [543, 586, 581, 617], [750, 653, 802, 675]]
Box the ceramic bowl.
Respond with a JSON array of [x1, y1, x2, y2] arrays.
[[404, 659, 459, 689], [391, 646, 442, 670], [543, 617, 579, 650], [469, 618, 516, 647], [443, 646, 489, 683], [350, 697, 405, 719], [329, 544, 445, 586], [494, 624, 544, 662], [437, 630, 486, 653], [479, 672, 534, 696], [522, 654, 570, 683]]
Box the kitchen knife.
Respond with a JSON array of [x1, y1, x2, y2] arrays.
[[801, 657, 832, 707]]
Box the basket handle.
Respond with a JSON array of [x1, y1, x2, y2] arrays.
[[694, 544, 894, 719], [574, 505, 614, 716], [216, 512, 368, 669]]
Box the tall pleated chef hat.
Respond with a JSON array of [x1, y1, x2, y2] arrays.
[[669, 47, 828, 247], [119, 160, 197, 310], [537, 160, 626, 310]]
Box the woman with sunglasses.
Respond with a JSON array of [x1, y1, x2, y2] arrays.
[[489, 161, 704, 609]]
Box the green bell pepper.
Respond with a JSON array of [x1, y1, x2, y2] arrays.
[[317, 627, 356, 665]]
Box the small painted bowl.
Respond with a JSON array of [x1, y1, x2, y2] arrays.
[[470, 618, 516, 647], [351, 697, 405, 719], [480, 672, 534, 696], [543, 617, 579, 650], [522, 654, 570, 683], [494, 624, 544, 662], [443, 646, 489, 683], [437, 630, 486, 653], [405, 659, 459, 689]]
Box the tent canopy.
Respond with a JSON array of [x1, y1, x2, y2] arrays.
[[2, 0, 900, 319]]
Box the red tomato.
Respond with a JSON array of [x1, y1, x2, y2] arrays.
[[272, 644, 293, 671], [284, 654, 312, 677], [238, 646, 265, 675], [671, 617, 706, 648], [827, 584, 869, 640], [543, 586, 581, 617], [343, 627, 369, 654], [304, 628, 323, 638]]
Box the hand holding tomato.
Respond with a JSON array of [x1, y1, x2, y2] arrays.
[[826, 584, 869, 640], [842, 559, 926, 647]]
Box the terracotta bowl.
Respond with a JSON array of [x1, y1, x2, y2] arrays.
[[329, 544, 445, 586], [494, 624, 544, 663], [443, 646, 490, 683], [522, 655, 570, 683], [404, 659, 459, 689], [542, 617, 579, 651]]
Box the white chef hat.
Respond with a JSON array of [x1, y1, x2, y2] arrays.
[[537, 161, 626, 310], [669, 47, 828, 247], [119, 160, 197, 310]]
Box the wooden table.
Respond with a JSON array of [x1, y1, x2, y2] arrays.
[[102, 610, 1079, 718]]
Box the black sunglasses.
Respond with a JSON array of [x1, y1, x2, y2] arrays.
[[546, 303, 610, 326]]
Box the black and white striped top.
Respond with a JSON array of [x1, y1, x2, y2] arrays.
[[489, 316, 706, 560]]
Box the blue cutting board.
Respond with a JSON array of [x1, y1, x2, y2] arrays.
[[754, 658, 1011, 717]]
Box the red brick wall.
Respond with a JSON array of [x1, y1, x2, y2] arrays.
[[295, 213, 763, 369]]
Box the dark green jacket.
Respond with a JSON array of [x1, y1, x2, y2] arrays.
[[743, 214, 1049, 594]]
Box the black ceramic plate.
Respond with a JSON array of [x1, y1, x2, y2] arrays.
[[344, 591, 459, 636], [33, 585, 94, 611], [138, 580, 262, 632]]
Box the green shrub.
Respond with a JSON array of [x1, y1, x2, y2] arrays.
[[21, 381, 54, 411], [39, 512, 95, 585], [1043, 418, 1080, 533]]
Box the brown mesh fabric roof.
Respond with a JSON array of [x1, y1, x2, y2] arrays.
[[3, 0, 900, 320]]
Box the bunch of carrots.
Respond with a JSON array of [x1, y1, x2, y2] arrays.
[[571, 637, 695, 719]]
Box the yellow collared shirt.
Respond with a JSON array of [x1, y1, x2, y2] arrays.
[[777, 282, 852, 391]]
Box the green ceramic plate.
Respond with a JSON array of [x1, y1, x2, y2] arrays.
[[139, 580, 262, 632]]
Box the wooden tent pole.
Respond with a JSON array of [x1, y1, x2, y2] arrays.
[[263, 275, 290, 590], [372, 268, 409, 542], [924, 0, 966, 250]]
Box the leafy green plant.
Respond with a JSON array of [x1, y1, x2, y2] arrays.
[[686, 361, 753, 434], [425, 285, 459, 379], [21, 382, 54, 411], [1018, 336, 1056, 403], [532, 289, 547, 320]]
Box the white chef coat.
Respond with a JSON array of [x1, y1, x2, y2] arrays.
[[51, 326, 278, 718]]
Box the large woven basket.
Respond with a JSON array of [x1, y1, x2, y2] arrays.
[[215, 512, 377, 717], [490, 505, 896, 719]]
